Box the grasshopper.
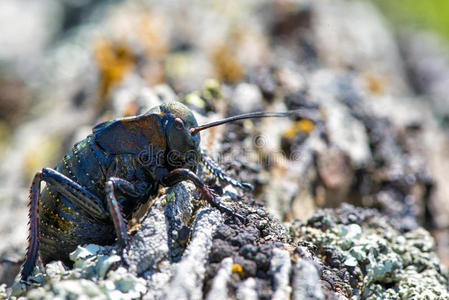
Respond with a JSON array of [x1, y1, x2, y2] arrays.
[[20, 101, 308, 281]]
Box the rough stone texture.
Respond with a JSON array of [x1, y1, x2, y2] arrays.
[[236, 278, 258, 300], [1, 0, 449, 299], [125, 183, 196, 276], [10, 201, 448, 300], [291, 259, 324, 300], [399, 30, 449, 267], [162, 208, 222, 300], [205, 257, 233, 300], [10, 244, 146, 299], [270, 249, 292, 300], [292, 204, 449, 299]]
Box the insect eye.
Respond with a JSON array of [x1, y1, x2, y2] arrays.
[[174, 118, 184, 130]]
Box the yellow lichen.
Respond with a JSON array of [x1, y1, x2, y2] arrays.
[[166, 192, 175, 203], [136, 14, 169, 58], [202, 78, 222, 100], [232, 263, 244, 276], [93, 39, 136, 107], [0, 121, 10, 157], [23, 135, 62, 181], [212, 44, 244, 83], [122, 101, 140, 117], [184, 92, 205, 109], [282, 119, 315, 139], [363, 72, 386, 95]]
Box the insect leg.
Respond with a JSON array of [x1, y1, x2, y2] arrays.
[[20, 171, 42, 282], [201, 150, 253, 191], [21, 168, 108, 282], [40, 168, 107, 220], [162, 168, 245, 222], [105, 178, 134, 249]]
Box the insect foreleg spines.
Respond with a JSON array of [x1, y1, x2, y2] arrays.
[[201, 151, 254, 191]]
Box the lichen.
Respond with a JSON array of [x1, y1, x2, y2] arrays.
[[300, 207, 449, 299], [12, 245, 146, 300]]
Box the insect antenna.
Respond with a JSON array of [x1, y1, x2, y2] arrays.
[[190, 108, 317, 135]]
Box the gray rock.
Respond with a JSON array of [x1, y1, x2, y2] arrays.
[[125, 183, 196, 275], [206, 257, 233, 300], [162, 209, 222, 300], [270, 248, 292, 300], [2, 0, 449, 299], [11, 244, 146, 299], [236, 278, 258, 300], [292, 259, 324, 300], [232, 83, 263, 113]]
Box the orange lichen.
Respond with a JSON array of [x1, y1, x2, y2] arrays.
[[282, 119, 315, 139], [94, 39, 136, 107], [135, 12, 168, 85], [363, 72, 386, 95], [212, 43, 244, 83], [232, 263, 244, 276], [142, 61, 166, 86], [122, 101, 140, 117], [137, 15, 169, 58]]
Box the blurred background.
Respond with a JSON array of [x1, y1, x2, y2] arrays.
[[1, 0, 449, 286]]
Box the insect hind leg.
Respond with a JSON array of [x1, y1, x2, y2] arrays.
[[20, 171, 42, 282], [201, 150, 253, 191], [21, 168, 110, 282], [40, 168, 107, 220]]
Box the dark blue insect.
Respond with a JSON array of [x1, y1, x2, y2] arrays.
[[20, 101, 303, 281]]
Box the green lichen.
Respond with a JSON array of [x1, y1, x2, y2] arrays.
[[202, 78, 222, 100], [11, 245, 147, 300], [184, 92, 205, 109], [303, 215, 449, 299], [0, 284, 7, 300], [166, 191, 176, 203], [184, 78, 222, 109]]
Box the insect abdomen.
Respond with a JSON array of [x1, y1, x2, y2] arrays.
[[39, 136, 114, 265]]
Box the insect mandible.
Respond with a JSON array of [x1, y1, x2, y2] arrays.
[[20, 101, 309, 282]]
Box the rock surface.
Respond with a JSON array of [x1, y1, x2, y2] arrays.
[[0, 0, 449, 299]]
